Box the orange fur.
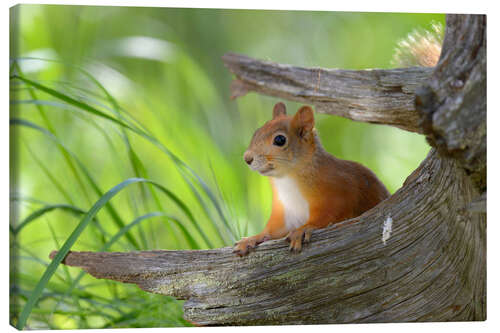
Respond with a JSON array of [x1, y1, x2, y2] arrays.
[[264, 181, 288, 238], [233, 103, 389, 255]]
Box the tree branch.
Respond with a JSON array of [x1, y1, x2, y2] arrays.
[[50, 149, 485, 324], [416, 14, 486, 190], [222, 53, 433, 133]]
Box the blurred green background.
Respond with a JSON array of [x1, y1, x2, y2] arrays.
[[9, 4, 442, 329]]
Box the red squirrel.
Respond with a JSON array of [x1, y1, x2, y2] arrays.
[[232, 23, 442, 256], [233, 103, 390, 255]]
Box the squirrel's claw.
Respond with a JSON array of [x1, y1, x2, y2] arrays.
[[232, 246, 250, 256], [286, 229, 304, 252], [286, 228, 313, 252], [233, 237, 259, 256], [303, 229, 313, 243]]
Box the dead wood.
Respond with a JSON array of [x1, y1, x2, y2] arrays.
[[222, 53, 432, 133]]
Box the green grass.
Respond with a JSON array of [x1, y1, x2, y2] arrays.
[[10, 58, 235, 328], [10, 5, 439, 329]]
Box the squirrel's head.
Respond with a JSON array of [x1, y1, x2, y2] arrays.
[[244, 102, 317, 177]]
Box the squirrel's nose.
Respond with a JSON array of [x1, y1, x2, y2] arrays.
[[244, 153, 254, 165]]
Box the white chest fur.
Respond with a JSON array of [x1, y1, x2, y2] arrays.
[[273, 177, 310, 231]]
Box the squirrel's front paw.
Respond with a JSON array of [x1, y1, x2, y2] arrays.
[[286, 228, 313, 252], [233, 234, 270, 256], [233, 237, 258, 256]]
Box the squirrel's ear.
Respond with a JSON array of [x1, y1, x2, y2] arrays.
[[272, 102, 287, 119], [292, 106, 315, 137]]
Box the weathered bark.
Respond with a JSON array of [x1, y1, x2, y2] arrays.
[[415, 15, 486, 191], [52, 14, 486, 325], [223, 53, 433, 133]]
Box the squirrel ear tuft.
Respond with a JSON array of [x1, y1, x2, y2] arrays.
[[292, 106, 315, 137], [272, 102, 287, 119]]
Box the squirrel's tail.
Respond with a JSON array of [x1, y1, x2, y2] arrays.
[[391, 22, 444, 68]]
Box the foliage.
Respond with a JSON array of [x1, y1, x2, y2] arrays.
[[9, 4, 443, 329]]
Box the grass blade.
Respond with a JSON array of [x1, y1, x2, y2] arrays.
[[49, 211, 199, 319], [16, 177, 147, 329], [103, 212, 200, 251], [12, 73, 232, 246], [12, 204, 86, 235], [15, 174, 211, 329], [11, 118, 141, 249], [11, 75, 137, 132], [12, 63, 93, 205]]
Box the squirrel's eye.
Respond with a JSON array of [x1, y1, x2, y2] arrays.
[[273, 135, 287, 146]]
